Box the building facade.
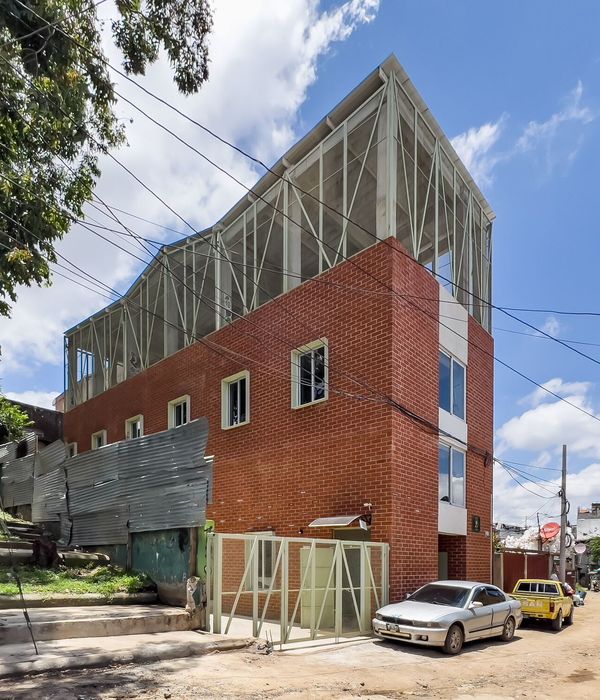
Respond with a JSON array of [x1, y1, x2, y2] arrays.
[[62, 55, 494, 599]]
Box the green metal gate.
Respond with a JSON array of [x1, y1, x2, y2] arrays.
[[206, 533, 389, 648]]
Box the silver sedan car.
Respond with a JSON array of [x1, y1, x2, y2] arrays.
[[372, 580, 523, 654]]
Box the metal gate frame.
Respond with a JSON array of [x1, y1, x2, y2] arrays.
[[206, 533, 389, 647]]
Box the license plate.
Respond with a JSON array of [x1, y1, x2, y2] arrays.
[[386, 623, 400, 632]]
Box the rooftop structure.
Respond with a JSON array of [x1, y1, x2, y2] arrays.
[[64, 55, 494, 410]]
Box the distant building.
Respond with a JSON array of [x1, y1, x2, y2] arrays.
[[10, 401, 63, 448], [577, 504, 600, 542]]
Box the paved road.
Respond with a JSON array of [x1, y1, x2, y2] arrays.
[[3, 593, 600, 699]]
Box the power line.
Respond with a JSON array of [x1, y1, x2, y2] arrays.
[[494, 459, 560, 490], [3, 16, 600, 437], [499, 458, 563, 474], [2, 53, 599, 436], [496, 461, 558, 499], [0, 72, 493, 455], [0, 0, 106, 50], [32, 3, 600, 367], [494, 326, 600, 350]]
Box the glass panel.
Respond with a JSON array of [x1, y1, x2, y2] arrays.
[[228, 381, 238, 426], [299, 352, 313, 405], [452, 360, 465, 419], [439, 352, 451, 413], [313, 346, 326, 400], [239, 377, 247, 423], [438, 444, 450, 502], [451, 449, 465, 507]]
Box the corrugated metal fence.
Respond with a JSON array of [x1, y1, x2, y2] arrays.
[[1, 419, 212, 547]]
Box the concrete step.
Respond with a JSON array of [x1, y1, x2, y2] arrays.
[[0, 540, 32, 550], [0, 604, 202, 644], [0, 630, 253, 678]]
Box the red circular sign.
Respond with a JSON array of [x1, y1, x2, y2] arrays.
[[540, 522, 561, 541]]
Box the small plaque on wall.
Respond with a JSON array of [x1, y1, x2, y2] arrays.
[[472, 515, 481, 533]]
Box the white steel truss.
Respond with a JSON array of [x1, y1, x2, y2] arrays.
[[65, 60, 493, 409], [206, 532, 389, 648]]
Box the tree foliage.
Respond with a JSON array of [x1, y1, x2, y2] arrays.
[[0, 0, 212, 315], [0, 394, 32, 443], [589, 537, 600, 564]]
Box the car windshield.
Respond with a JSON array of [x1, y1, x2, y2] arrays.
[[409, 584, 471, 608]]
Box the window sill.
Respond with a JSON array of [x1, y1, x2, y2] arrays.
[[439, 407, 466, 422], [222, 420, 250, 431], [291, 396, 328, 410]]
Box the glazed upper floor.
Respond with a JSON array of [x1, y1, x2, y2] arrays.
[[64, 55, 494, 409]]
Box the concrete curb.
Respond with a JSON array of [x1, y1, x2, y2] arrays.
[[0, 591, 157, 609], [0, 636, 254, 678]]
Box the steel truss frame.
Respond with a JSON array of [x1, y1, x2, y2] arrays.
[[206, 532, 389, 648], [65, 65, 492, 409]]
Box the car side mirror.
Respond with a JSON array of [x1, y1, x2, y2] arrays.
[[469, 601, 483, 609]]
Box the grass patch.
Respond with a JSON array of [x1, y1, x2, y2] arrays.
[[0, 564, 155, 598], [0, 509, 32, 525]]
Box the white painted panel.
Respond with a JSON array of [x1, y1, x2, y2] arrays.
[[439, 285, 468, 364], [439, 408, 467, 444], [438, 501, 468, 536]]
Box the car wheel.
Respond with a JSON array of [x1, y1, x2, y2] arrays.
[[500, 616, 515, 642], [564, 607, 574, 626], [443, 624, 464, 655], [551, 610, 563, 631]]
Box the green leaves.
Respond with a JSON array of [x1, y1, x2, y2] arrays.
[[0, 395, 33, 443], [0, 0, 213, 315]]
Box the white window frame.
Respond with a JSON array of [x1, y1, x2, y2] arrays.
[[221, 371, 250, 430], [439, 349, 466, 420], [91, 430, 107, 450], [125, 414, 144, 440], [67, 442, 78, 457], [439, 441, 466, 507], [168, 395, 190, 429], [291, 338, 328, 409]]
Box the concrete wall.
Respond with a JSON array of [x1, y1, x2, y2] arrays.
[[131, 529, 194, 605]]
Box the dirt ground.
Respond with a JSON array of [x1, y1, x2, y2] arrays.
[[3, 593, 600, 700]]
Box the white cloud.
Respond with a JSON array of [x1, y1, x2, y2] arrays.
[[518, 377, 592, 409], [517, 81, 595, 151], [0, 0, 379, 385], [494, 378, 600, 522], [540, 315, 561, 338], [5, 390, 59, 410], [450, 118, 505, 186], [452, 80, 597, 186], [494, 460, 600, 525]]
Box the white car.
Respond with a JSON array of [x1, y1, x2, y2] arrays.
[[373, 580, 523, 654]]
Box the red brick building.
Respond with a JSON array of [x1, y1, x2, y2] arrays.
[[63, 55, 494, 600]]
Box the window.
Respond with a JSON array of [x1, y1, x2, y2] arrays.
[[77, 348, 94, 381], [221, 371, 249, 429], [168, 395, 190, 429], [291, 339, 328, 408], [245, 532, 276, 591], [91, 430, 107, 450], [439, 350, 465, 419], [439, 443, 466, 507], [67, 442, 78, 458], [125, 415, 144, 440], [472, 587, 491, 606]]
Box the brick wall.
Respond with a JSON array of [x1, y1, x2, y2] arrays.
[[64, 238, 493, 600]]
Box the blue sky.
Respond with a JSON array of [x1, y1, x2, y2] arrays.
[[2, 0, 600, 524]]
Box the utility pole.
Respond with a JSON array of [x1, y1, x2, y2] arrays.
[[559, 444, 568, 581]]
